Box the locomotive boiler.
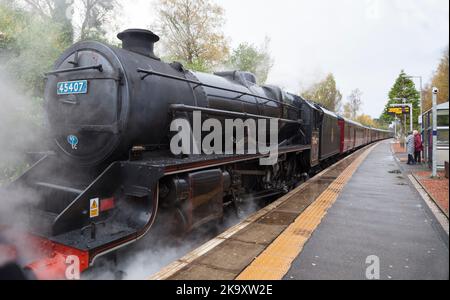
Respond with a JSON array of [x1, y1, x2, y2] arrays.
[[45, 29, 304, 167], [0, 29, 391, 279]]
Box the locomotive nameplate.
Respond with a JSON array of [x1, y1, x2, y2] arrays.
[[57, 80, 88, 95]]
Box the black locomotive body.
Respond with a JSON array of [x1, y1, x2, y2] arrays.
[[1, 29, 391, 278], [45, 29, 302, 167]]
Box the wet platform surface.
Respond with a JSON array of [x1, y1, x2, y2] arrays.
[[151, 144, 365, 280], [151, 141, 449, 281], [284, 141, 449, 280]]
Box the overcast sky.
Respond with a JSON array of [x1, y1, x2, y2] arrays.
[[117, 0, 449, 118]]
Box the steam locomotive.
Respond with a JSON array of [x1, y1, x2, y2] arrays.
[[0, 29, 392, 279]]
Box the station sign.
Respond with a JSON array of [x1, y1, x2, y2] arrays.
[[388, 107, 410, 115]]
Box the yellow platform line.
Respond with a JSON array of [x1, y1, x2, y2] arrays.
[[236, 144, 377, 280]]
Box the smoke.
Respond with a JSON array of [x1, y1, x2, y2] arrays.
[[119, 241, 197, 280], [114, 199, 263, 280], [0, 66, 47, 270], [0, 69, 46, 185], [0, 65, 45, 206]]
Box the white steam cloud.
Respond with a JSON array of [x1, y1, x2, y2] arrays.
[[0, 66, 46, 270]]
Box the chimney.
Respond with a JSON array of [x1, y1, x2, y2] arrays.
[[117, 29, 160, 59]]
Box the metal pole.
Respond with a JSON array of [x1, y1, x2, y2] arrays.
[[410, 104, 413, 133], [420, 77, 427, 163], [394, 117, 397, 139], [408, 76, 426, 161], [432, 87, 438, 177], [420, 76, 429, 161], [403, 99, 407, 135], [406, 76, 423, 127], [420, 77, 423, 125]]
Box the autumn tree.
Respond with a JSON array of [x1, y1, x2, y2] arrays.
[[356, 114, 376, 127], [154, 0, 229, 72], [380, 70, 420, 133], [343, 89, 363, 120], [423, 47, 449, 112], [228, 37, 274, 85], [301, 73, 343, 112]]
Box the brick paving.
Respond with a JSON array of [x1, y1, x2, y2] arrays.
[[414, 171, 449, 217], [391, 141, 449, 218]]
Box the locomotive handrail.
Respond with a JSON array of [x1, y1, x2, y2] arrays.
[[137, 68, 300, 112], [169, 104, 302, 125], [45, 64, 104, 76]]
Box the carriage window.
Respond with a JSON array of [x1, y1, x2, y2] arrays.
[[438, 129, 449, 146], [438, 110, 449, 127]]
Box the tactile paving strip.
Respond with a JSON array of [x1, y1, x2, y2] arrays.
[[236, 145, 377, 280]]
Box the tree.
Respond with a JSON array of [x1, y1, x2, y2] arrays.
[[77, 0, 119, 41], [0, 2, 25, 53], [0, 3, 60, 182], [356, 114, 376, 127], [301, 73, 343, 111], [343, 89, 363, 120], [228, 37, 274, 85], [0, 3, 69, 94], [5, 0, 119, 43], [9, 0, 75, 44], [423, 47, 449, 112], [154, 0, 229, 72], [380, 70, 420, 132]]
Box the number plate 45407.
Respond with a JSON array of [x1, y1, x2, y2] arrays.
[[57, 80, 88, 95]]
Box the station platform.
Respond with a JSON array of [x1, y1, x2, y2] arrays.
[[282, 141, 449, 280], [151, 141, 449, 281]]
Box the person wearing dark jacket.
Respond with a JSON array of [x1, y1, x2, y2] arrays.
[[414, 130, 424, 164]]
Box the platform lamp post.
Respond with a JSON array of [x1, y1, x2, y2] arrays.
[[406, 76, 423, 125], [406, 75, 426, 161], [403, 98, 408, 133], [393, 98, 405, 145], [432, 87, 439, 178], [394, 116, 397, 139]]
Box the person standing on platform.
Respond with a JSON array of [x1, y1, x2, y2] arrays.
[[406, 132, 416, 165], [414, 130, 424, 164]]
